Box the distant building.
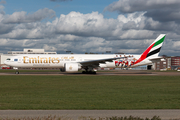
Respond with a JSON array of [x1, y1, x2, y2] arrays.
[[154, 59, 168, 70], [153, 55, 171, 70], [153, 56, 180, 70], [170, 56, 180, 70], [7, 49, 56, 55]]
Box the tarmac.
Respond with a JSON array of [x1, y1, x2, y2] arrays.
[[0, 110, 180, 120], [0, 70, 180, 76]]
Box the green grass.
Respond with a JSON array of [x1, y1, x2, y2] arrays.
[[0, 75, 180, 109]]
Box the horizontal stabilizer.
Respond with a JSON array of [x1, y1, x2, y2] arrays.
[[148, 57, 164, 63]]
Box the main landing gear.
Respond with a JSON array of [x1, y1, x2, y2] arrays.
[[82, 67, 97, 74], [82, 70, 96, 74]]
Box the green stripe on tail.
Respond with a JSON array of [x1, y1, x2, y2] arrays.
[[153, 36, 166, 48]]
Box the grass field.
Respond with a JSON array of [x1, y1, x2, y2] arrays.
[[0, 75, 180, 110]]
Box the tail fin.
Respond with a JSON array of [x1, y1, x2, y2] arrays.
[[135, 34, 166, 64]]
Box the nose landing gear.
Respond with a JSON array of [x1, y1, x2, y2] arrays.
[[13, 67, 19, 74], [15, 71, 19, 74]]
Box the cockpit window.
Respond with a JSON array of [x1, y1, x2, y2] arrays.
[[14, 59, 18, 61], [6, 58, 11, 61]]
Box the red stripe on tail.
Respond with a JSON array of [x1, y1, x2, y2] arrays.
[[135, 43, 155, 64]]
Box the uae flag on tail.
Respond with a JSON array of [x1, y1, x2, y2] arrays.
[[135, 34, 166, 64]]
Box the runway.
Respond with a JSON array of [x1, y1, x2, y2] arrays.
[[0, 70, 180, 76], [0, 110, 180, 120]]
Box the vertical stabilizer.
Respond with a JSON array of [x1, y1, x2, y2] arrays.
[[135, 34, 166, 64]]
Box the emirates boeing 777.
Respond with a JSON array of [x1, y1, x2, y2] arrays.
[[4, 34, 166, 74]]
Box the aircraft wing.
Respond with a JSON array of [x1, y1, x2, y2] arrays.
[[79, 57, 125, 66]]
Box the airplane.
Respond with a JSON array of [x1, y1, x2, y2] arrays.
[[4, 34, 166, 74]]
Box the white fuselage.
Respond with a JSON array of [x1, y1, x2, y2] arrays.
[[3, 34, 165, 74], [4, 54, 152, 69]]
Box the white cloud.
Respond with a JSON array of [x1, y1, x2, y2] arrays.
[[43, 44, 57, 52], [2, 8, 55, 24], [0, 5, 4, 10], [105, 0, 180, 13], [50, 11, 118, 38], [0, 3, 180, 56], [105, 0, 180, 23]]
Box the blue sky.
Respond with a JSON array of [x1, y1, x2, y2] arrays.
[[4, 0, 118, 19], [0, 0, 180, 55]]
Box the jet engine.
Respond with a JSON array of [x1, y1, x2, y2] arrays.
[[61, 63, 79, 72]]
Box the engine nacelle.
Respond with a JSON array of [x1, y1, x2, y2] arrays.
[[64, 63, 79, 72]]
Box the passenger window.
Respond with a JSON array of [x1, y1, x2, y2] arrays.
[[14, 59, 18, 61], [6, 58, 11, 61]]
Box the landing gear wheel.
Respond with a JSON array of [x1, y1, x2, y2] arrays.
[[15, 71, 19, 74], [82, 71, 96, 74], [88, 71, 92, 74]]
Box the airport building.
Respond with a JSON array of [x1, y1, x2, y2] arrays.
[[7, 49, 57, 55], [170, 56, 180, 70], [153, 56, 180, 70], [154, 56, 169, 70]]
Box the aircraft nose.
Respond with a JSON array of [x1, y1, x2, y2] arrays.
[[4, 60, 9, 65]]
